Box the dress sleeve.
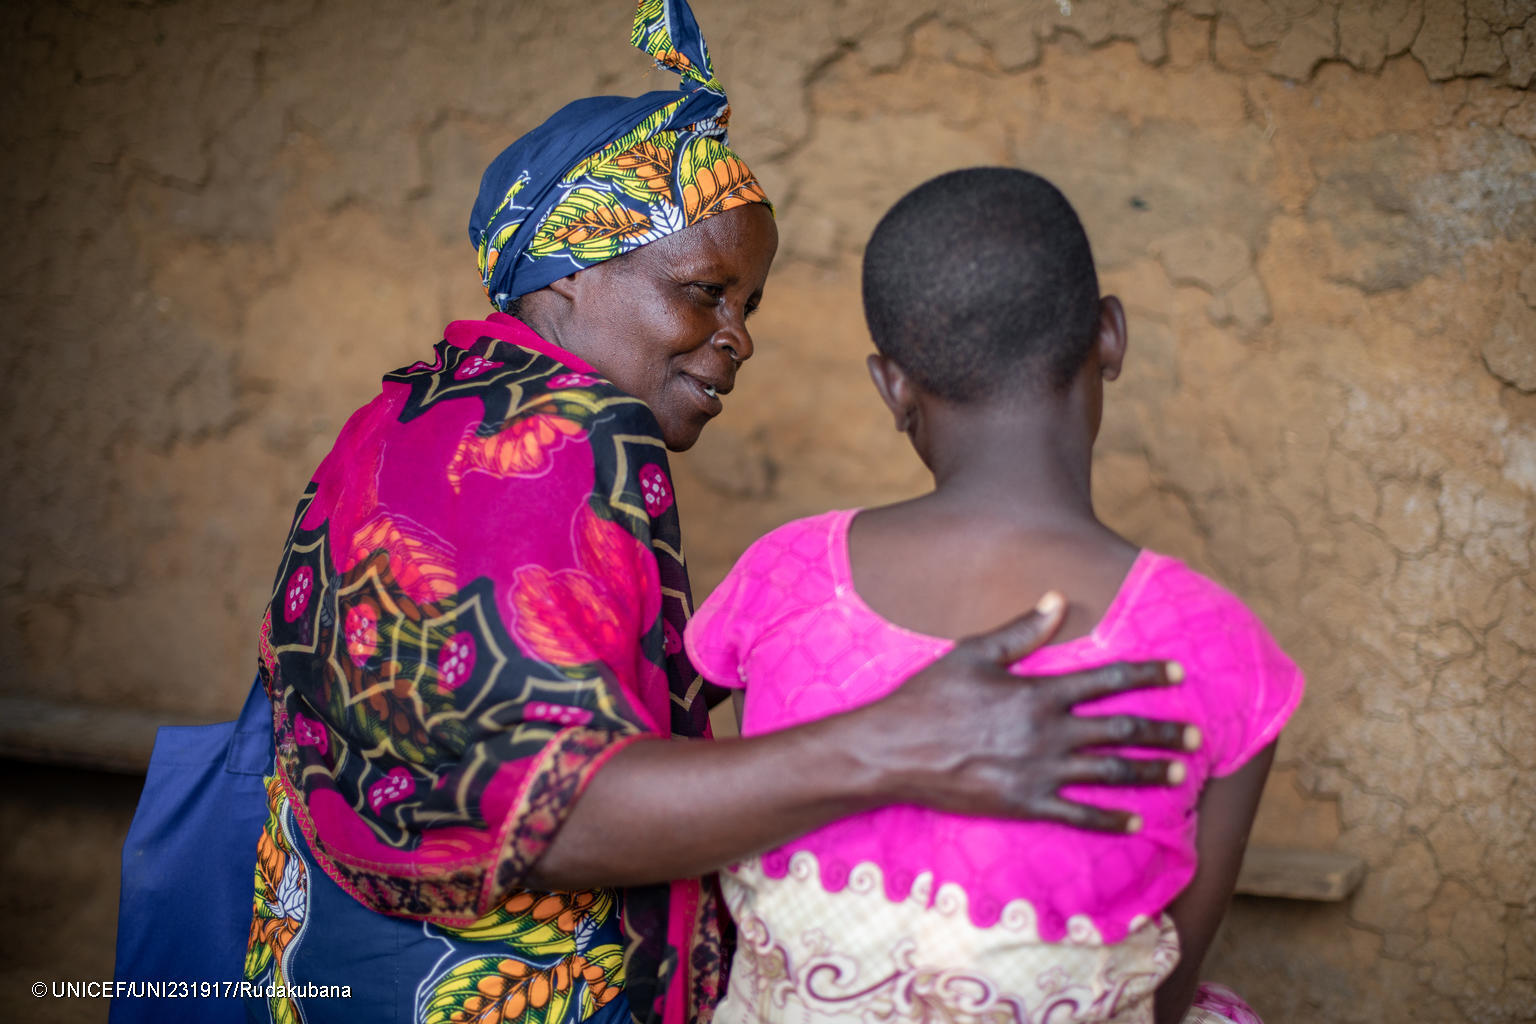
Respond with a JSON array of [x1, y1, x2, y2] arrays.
[[264, 367, 686, 924], [684, 537, 771, 689], [1204, 610, 1307, 778]]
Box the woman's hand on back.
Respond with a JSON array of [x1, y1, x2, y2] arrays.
[[528, 591, 1193, 891], [849, 591, 1195, 833]]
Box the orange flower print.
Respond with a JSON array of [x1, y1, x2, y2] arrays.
[[508, 505, 659, 686], [348, 515, 458, 604], [446, 414, 585, 490], [508, 564, 632, 676], [573, 504, 660, 626]]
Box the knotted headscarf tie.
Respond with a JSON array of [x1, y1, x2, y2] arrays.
[[470, 0, 771, 311]]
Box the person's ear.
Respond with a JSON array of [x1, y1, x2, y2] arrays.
[[867, 353, 917, 433], [1096, 295, 1128, 382], [546, 271, 582, 302]]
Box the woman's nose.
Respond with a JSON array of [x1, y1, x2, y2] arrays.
[[712, 315, 754, 365]]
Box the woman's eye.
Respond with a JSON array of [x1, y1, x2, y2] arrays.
[[744, 302, 760, 320], [689, 282, 725, 301]]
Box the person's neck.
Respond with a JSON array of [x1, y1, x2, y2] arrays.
[[920, 399, 1101, 533]]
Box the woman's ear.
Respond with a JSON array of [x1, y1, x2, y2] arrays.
[[520, 272, 586, 342], [512, 284, 572, 342], [1097, 295, 1128, 382], [546, 271, 582, 301], [866, 353, 917, 432]]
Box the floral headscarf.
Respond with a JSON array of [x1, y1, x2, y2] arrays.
[[470, 0, 770, 311]]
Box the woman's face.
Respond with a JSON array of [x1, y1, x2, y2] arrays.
[[551, 203, 778, 451]]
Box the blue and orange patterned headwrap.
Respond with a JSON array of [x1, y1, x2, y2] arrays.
[[470, 0, 770, 311]]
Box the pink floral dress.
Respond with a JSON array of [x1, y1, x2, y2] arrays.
[[686, 510, 1300, 1024]]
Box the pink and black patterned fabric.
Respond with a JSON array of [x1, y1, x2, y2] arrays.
[[256, 313, 727, 1024]]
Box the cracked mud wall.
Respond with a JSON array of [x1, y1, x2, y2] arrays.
[[0, 1, 1532, 1021]]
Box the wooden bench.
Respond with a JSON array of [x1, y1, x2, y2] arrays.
[[1233, 845, 1366, 901], [0, 696, 203, 774]]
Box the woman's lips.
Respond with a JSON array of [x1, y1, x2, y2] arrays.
[[682, 372, 725, 416]]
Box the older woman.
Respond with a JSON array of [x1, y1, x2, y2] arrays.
[[240, 4, 1193, 1024]]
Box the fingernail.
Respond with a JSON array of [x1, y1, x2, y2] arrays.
[[1167, 760, 1187, 785], [1125, 814, 1143, 834], [1183, 726, 1203, 751], [1165, 661, 1185, 683], [1035, 591, 1064, 616]]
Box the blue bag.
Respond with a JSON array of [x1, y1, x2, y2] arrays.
[[110, 678, 271, 1023]]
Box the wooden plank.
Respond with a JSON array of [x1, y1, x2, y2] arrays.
[[0, 697, 210, 774], [1235, 845, 1367, 901]]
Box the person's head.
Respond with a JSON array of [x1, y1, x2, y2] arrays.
[[861, 167, 1126, 458], [467, 0, 775, 451], [521, 203, 776, 450]]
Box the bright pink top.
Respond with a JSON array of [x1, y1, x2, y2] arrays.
[[684, 508, 1304, 944]]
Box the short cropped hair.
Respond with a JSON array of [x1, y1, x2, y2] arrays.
[[861, 167, 1101, 401]]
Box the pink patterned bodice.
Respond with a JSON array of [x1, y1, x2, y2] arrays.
[[686, 508, 1304, 945]]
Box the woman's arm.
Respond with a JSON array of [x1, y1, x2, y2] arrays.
[[529, 597, 1196, 889], [1153, 741, 1277, 1024]]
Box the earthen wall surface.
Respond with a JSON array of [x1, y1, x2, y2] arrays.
[[1, 1, 1532, 1021]]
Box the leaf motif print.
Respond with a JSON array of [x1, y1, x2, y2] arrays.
[[479, 172, 531, 290], [446, 414, 585, 491], [630, 0, 720, 92], [422, 956, 577, 1024], [527, 187, 653, 263], [246, 777, 307, 1021], [562, 105, 676, 187], [575, 945, 626, 1019], [483, 173, 530, 241], [630, 0, 670, 56], [679, 135, 768, 224], [438, 888, 616, 954], [621, 199, 688, 252], [582, 138, 678, 204], [649, 201, 686, 236], [424, 889, 625, 1024]]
